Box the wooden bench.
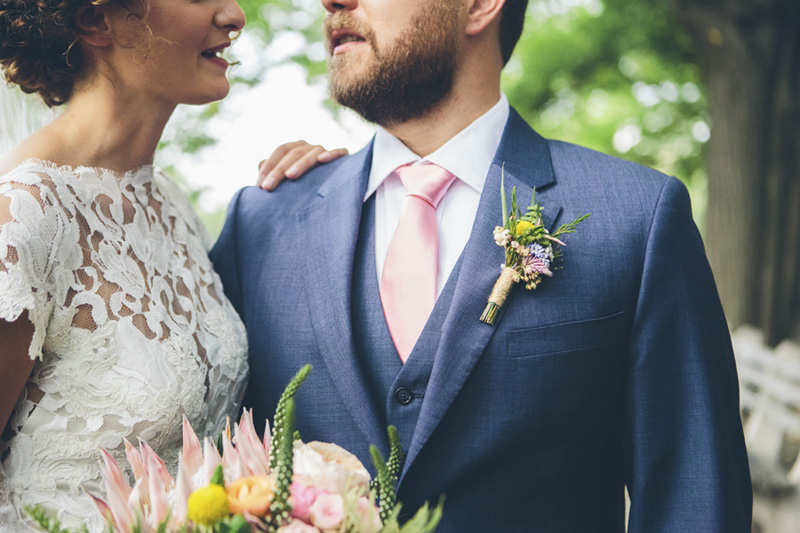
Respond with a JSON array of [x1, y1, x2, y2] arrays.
[[732, 326, 800, 532]]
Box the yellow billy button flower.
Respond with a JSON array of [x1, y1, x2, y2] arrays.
[[515, 220, 535, 238], [187, 484, 230, 525]]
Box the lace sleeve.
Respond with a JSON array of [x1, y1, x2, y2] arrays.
[[153, 170, 214, 250], [0, 172, 77, 360]]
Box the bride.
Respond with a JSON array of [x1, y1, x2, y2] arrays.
[[0, 0, 340, 529]]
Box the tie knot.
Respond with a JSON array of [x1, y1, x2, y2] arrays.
[[395, 164, 456, 208]]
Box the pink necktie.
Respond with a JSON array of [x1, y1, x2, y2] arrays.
[[380, 163, 456, 363]]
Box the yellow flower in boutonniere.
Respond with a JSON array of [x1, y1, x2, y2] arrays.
[[480, 165, 590, 325], [515, 220, 535, 238]]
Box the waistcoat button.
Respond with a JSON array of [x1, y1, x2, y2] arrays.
[[395, 387, 413, 405]]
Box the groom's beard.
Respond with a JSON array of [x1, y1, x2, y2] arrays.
[[326, 2, 460, 127]]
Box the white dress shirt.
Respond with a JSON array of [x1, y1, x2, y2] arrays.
[[364, 94, 510, 295]]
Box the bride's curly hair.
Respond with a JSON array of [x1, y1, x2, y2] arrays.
[[0, 0, 145, 107]]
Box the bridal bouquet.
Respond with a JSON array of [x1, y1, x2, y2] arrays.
[[26, 365, 442, 533]]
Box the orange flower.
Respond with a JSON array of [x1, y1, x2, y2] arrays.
[[226, 475, 276, 516]]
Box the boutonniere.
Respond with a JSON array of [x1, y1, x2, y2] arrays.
[[480, 167, 590, 325]]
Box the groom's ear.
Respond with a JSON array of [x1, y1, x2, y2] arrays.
[[465, 0, 506, 36], [75, 5, 114, 47]]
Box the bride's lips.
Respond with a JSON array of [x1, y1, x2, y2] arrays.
[[329, 29, 366, 55], [201, 42, 232, 68]]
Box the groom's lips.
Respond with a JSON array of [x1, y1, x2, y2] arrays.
[[329, 29, 366, 55]]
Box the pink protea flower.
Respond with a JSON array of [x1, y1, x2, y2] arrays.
[[92, 418, 221, 531], [181, 416, 204, 475], [235, 409, 271, 477], [94, 450, 135, 533]]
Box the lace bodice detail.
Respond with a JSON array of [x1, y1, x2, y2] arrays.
[[0, 160, 248, 531]]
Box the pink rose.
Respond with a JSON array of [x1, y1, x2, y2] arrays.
[[290, 481, 328, 522], [309, 493, 344, 531], [356, 496, 383, 532], [278, 519, 321, 533]]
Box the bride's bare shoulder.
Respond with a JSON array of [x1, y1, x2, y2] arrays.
[[0, 128, 62, 176], [0, 147, 28, 176]]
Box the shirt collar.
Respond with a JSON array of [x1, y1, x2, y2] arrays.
[[364, 93, 510, 200]]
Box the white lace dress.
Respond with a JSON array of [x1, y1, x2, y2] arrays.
[[0, 160, 249, 532]]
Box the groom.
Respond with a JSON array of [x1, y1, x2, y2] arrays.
[[211, 0, 752, 530]]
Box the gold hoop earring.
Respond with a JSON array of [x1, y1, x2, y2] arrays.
[[64, 39, 78, 68]]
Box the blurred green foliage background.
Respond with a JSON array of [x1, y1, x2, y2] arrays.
[[504, 0, 709, 223]]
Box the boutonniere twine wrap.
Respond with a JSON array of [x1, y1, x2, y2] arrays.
[[479, 167, 590, 325]]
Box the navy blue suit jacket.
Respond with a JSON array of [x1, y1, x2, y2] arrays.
[[210, 110, 752, 531]]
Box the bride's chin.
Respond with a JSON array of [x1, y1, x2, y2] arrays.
[[184, 84, 231, 106]]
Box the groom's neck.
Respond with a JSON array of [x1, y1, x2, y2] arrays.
[[384, 78, 501, 158]]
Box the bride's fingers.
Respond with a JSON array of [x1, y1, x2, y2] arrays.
[[317, 148, 348, 164], [258, 142, 348, 191], [286, 147, 347, 177], [284, 145, 327, 180], [257, 140, 310, 190], [282, 146, 348, 181]]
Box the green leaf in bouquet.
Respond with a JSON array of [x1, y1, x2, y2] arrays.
[[269, 364, 312, 471], [269, 364, 311, 529], [22, 505, 86, 533], [376, 495, 444, 533], [370, 425, 405, 525], [386, 426, 404, 481], [500, 164, 508, 229], [210, 464, 225, 487], [398, 496, 445, 533], [270, 395, 296, 527], [151, 508, 172, 533], [376, 507, 403, 533], [216, 514, 250, 533], [369, 444, 395, 524], [131, 507, 162, 533]]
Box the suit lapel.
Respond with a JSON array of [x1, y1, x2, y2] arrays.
[[402, 110, 562, 476], [297, 142, 388, 450]]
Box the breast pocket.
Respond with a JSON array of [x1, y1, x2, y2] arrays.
[[507, 311, 626, 359]]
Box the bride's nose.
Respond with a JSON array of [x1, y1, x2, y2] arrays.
[[215, 0, 246, 33]]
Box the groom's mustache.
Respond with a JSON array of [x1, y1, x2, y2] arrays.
[[323, 12, 376, 56]]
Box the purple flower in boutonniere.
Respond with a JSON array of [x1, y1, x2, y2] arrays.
[[479, 166, 590, 325], [521, 248, 552, 278]]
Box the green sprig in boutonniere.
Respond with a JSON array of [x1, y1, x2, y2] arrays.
[[479, 167, 590, 325]]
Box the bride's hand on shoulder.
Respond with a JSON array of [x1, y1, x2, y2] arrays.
[[257, 141, 347, 191]]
